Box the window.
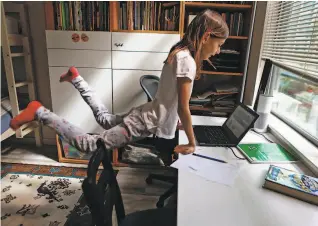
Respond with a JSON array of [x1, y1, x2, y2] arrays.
[[262, 1, 318, 75], [270, 64, 318, 145], [261, 1, 318, 145]]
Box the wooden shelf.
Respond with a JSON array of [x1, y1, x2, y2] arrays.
[[114, 30, 180, 34], [228, 36, 248, 40], [185, 2, 252, 10], [190, 105, 234, 112], [182, 33, 248, 39], [200, 71, 243, 76], [193, 91, 238, 98], [46, 29, 111, 32]]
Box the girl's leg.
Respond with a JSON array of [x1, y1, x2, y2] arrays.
[[60, 67, 122, 130], [36, 106, 99, 152], [10, 101, 151, 153]]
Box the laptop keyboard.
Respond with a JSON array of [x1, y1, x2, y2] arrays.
[[194, 126, 229, 145]]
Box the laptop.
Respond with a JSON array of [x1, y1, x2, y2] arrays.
[[193, 103, 259, 147]]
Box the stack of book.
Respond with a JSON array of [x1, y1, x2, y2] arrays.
[[221, 12, 244, 36], [211, 97, 236, 112], [52, 2, 110, 31], [203, 49, 241, 73], [118, 1, 180, 31], [192, 84, 239, 113], [210, 84, 238, 112]]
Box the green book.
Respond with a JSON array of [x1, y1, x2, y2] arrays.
[[237, 143, 298, 164]]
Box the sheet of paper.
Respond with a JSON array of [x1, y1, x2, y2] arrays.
[[171, 154, 239, 186]]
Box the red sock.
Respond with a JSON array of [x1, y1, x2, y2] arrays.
[[59, 66, 80, 83], [10, 101, 42, 130]]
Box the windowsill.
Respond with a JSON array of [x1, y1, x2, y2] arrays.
[[268, 114, 318, 176]]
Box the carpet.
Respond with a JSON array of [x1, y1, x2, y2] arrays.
[[1, 163, 104, 226]]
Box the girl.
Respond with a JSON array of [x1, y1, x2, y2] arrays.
[[10, 9, 228, 155]]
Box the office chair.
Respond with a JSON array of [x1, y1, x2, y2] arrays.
[[139, 75, 178, 208], [81, 139, 177, 226]]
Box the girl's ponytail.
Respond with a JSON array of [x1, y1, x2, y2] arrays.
[[165, 9, 229, 79]]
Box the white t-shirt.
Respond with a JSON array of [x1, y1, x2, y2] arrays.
[[140, 49, 197, 139]]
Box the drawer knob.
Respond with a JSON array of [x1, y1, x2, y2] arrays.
[[81, 33, 89, 42], [71, 33, 80, 42], [115, 43, 123, 47]]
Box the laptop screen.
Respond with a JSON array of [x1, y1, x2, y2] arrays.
[[224, 105, 257, 138]]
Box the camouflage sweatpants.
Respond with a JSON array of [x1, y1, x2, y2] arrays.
[[36, 76, 151, 152]]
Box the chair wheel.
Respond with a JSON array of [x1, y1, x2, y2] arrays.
[[145, 177, 153, 185], [156, 200, 164, 208]]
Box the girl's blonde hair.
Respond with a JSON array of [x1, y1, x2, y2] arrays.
[[165, 9, 229, 79]]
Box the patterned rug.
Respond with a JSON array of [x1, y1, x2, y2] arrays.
[[1, 163, 106, 226]]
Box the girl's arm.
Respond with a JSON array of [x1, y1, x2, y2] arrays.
[[175, 77, 196, 154]]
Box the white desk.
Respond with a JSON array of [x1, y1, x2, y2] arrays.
[[177, 116, 318, 226]]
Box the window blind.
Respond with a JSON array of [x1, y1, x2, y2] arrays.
[[262, 1, 318, 78]]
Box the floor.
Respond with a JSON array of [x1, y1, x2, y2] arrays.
[[1, 141, 177, 225]]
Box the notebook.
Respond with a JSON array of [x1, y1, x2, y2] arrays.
[[237, 143, 298, 163], [263, 165, 318, 205]]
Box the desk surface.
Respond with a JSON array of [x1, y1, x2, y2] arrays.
[[177, 116, 318, 226]]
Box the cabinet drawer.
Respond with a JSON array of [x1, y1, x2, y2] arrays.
[[112, 32, 180, 52], [113, 70, 161, 114], [49, 67, 112, 134], [112, 51, 167, 70], [48, 49, 111, 69], [46, 30, 111, 50]]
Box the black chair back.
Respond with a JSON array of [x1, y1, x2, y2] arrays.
[[82, 139, 125, 226], [140, 75, 160, 102]]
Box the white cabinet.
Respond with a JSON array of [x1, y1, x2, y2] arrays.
[[111, 32, 180, 52], [113, 70, 161, 114], [49, 67, 112, 134]]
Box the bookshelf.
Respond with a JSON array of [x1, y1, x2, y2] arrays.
[[200, 71, 243, 76], [182, 1, 254, 116]]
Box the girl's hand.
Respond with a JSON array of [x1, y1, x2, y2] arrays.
[[174, 144, 195, 155]]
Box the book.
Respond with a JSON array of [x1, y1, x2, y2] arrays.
[[263, 165, 318, 205], [58, 135, 93, 160], [237, 143, 298, 163], [52, 1, 110, 31], [212, 84, 240, 93], [188, 14, 196, 25]]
